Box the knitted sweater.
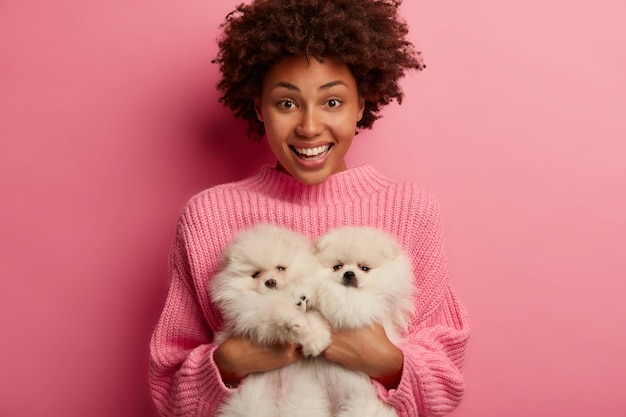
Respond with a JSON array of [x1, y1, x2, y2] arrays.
[[149, 164, 471, 417]]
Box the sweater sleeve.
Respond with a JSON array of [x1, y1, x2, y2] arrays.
[[379, 286, 471, 416], [149, 218, 230, 416], [377, 190, 471, 417]]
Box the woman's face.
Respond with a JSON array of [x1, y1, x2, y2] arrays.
[[255, 55, 365, 185]]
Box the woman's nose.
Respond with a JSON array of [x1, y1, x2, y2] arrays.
[[295, 108, 323, 138]]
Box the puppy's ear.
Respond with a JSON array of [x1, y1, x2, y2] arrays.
[[313, 235, 330, 255], [217, 250, 232, 270], [380, 241, 401, 261]]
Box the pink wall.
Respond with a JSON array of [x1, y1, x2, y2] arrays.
[[1, 0, 624, 416]]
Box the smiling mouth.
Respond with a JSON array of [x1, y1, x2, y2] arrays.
[[290, 145, 333, 160]]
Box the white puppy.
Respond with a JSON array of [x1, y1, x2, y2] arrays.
[[312, 226, 416, 417], [209, 224, 332, 417]]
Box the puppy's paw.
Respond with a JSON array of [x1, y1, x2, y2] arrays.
[[278, 315, 307, 340], [294, 294, 309, 312], [299, 312, 332, 357], [300, 337, 331, 357]]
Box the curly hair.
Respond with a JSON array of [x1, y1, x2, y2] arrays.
[[212, 0, 425, 140]]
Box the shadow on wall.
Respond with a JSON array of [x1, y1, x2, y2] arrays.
[[140, 82, 275, 415], [183, 88, 275, 187]]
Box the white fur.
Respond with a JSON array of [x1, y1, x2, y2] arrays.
[[209, 224, 332, 417], [210, 224, 416, 417], [311, 226, 416, 417]]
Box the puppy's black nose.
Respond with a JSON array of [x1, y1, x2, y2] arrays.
[[342, 271, 357, 287], [264, 279, 277, 289]]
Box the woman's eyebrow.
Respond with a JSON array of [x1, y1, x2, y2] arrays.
[[271, 82, 299, 91], [270, 80, 348, 92], [319, 80, 347, 91]]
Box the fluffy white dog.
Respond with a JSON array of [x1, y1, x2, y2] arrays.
[[312, 226, 416, 417], [209, 224, 332, 417]]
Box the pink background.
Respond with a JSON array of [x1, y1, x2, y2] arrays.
[[1, 0, 625, 416]]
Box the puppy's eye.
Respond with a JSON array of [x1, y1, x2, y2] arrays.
[[251, 272, 260, 279], [360, 265, 370, 272], [332, 264, 343, 271], [276, 266, 286, 271]]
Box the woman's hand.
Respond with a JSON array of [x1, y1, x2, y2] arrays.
[[213, 336, 302, 387], [322, 323, 403, 390]]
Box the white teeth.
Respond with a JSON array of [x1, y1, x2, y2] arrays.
[[294, 145, 330, 157]]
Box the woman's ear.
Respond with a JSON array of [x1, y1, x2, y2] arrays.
[[254, 99, 264, 122], [357, 97, 365, 122]]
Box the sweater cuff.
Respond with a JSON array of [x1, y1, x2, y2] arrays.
[[180, 344, 233, 416], [375, 344, 465, 417]]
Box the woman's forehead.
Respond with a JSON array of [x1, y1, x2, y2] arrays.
[[262, 56, 358, 93]]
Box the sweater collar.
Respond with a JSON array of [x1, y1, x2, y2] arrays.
[[242, 164, 394, 205]]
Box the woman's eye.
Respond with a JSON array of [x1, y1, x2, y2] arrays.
[[276, 266, 286, 271], [360, 265, 370, 272], [326, 98, 342, 108], [278, 100, 296, 110], [251, 272, 260, 278], [332, 264, 343, 271]]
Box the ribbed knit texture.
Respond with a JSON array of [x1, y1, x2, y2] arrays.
[[149, 164, 471, 417]]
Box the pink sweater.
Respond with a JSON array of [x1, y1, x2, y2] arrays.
[[149, 164, 471, 417]]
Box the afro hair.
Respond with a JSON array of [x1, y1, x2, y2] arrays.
[[213, 0, 425, 140]]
